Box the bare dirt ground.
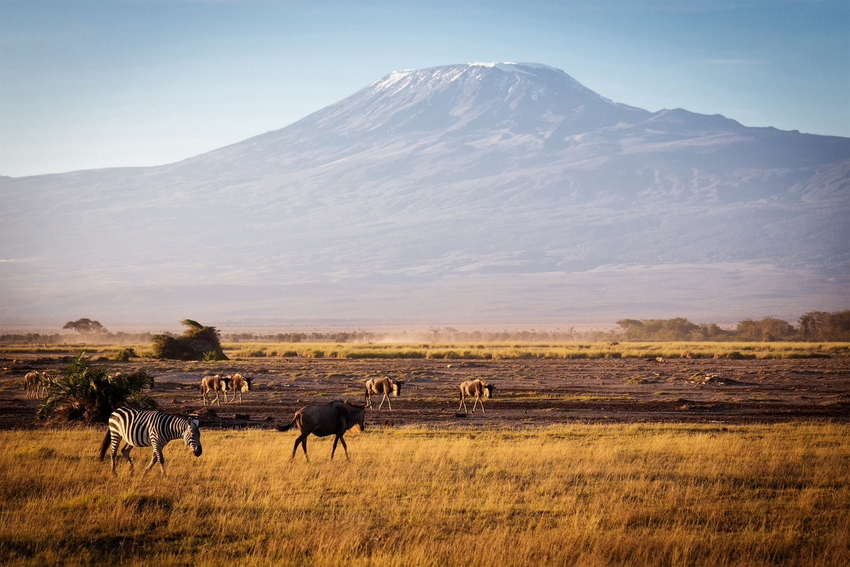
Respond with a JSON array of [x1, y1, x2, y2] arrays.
[[1, 355, 848, 430]]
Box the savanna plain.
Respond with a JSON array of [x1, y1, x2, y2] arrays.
[[2, 341, 849, 566]]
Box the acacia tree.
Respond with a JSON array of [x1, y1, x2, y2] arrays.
[[63, 318, 108, 335], [798, 311, 850, 341]]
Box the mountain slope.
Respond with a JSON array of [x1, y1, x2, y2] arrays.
[[1, 63, 847, 328]]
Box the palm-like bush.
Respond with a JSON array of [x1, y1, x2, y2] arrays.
[[38, 353, 155, 423]]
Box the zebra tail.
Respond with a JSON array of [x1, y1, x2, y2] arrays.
[[276, 417, 297, 432], [99, 429, 111, 461]]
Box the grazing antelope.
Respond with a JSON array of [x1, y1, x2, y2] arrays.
[[458, 379, 494, 414], [276, 401, 365, 461], [201, 374, 229, 406], [223, 373, 252, 403], [99, 407, 202, 477], [24, 372, 40, 399], [37, 372, 54, 398], [365, 377, 403, 410]]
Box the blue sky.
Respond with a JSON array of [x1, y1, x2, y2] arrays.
[[1, 0, 848, 177]]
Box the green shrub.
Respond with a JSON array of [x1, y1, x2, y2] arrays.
[[151, 319, 228, 361], [38, 353, 155, 423], [113, 347, 137, 361]]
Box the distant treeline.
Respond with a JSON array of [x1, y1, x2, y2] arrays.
[[0, 332, 154, 346], [614, 311, 849, 342], [1, 311, 847, 345]]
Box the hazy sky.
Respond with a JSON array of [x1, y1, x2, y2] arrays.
[[1, 0, 848, 178]]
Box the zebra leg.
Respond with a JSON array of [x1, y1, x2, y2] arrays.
[[121, 444, 135, 475], [145, 439, 164, 476], [109, 437, 122, 477]]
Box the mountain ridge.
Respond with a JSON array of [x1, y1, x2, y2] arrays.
[[1, 63, 847, 328]]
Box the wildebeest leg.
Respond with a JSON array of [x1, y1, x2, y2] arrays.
[[476, 395, 485, 414], [459, 392, 468, 413], [293, 434, 310, 462], [379, 392, 392, 410], [121, 444, 134, 475], [339, 436, 349, 460]]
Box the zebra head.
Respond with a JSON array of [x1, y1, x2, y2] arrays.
[[183, 417, 203, 457]]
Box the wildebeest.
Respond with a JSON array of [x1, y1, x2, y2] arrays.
[[24, 372, 41, 399], [365, 377, 403, 410], [458, 379, 494, 414], [24, 371, 51, 399], [201, 374, 229, 406], [223, 373, 252, 403], [276, 401, 365, 461]]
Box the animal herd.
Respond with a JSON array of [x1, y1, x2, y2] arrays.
[[21, 367, 494, 475], [201, 373, 253, 406], [23, 371, 53, 399]]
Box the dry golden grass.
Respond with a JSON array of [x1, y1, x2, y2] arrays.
[[222, 341, 850, 361], [2, 341, 847, 361], [2, 423, 849, 566]]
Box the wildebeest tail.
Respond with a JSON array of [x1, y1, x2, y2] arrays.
[[99, 429, 111, 461], [276, 417, 297, 432]]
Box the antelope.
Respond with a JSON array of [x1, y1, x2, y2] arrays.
[[24, 372, 40, 399], [365, 377, 403, 410], [458, 379, 494, 414], [223, 373, 253, 403], [201, 374, 229, 406]]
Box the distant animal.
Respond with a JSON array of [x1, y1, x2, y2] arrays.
[[37, 372, 54, 398], [276, 401, 365, 461], [223, 373, 252, 403], [201, 374, 229, 406], [458, 379, 494, 414], [99, 407, 202, 477], [365, 377, 403, 410], [23, 372, 40, 399], [23, 371, 51, 399]]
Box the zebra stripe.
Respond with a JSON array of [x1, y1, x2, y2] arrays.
[[100, 407, 202, 477]]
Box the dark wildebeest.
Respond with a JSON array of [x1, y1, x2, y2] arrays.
[[201, 374, 230, 406], [458, 379, 494, 414], [223, 373, 252, 403], [365, 377, 403, 410], [276, 401, 365, 461]]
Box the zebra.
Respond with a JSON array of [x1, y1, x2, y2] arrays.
[[99, 407, 202, 477]]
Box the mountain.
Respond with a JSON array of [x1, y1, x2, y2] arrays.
[[1, 62, 848, 329]]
